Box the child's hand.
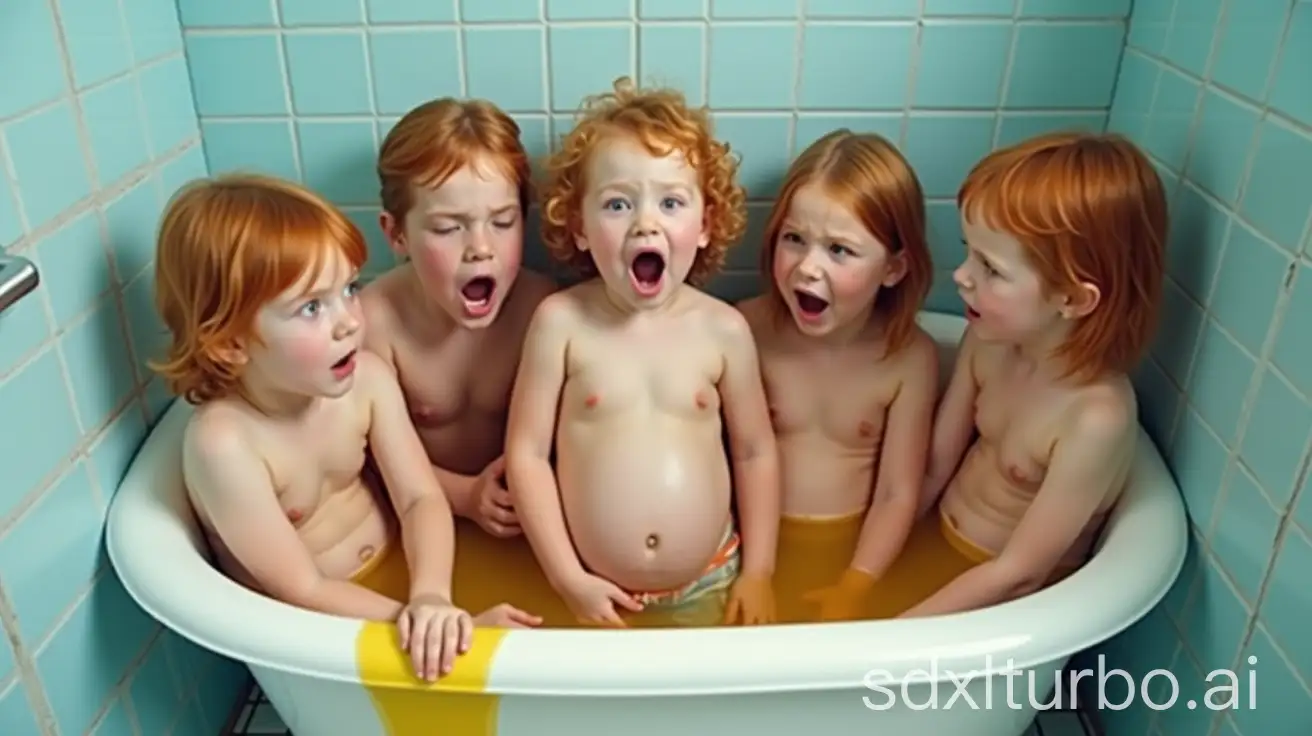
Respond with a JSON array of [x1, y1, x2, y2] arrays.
[[724, 573, 775, 625], [561, 573, 643, 627], [801, 568, 876, 622], [472, 456, 519, 538], [397, 594, 473, 681], [473, 602, 544, 628]]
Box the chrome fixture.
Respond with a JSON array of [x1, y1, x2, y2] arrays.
[[0, 254, 39, 315]]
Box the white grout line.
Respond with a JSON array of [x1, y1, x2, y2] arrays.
[[990, 0, 1023, 147]]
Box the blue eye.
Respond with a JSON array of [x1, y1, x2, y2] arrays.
[[603, 198, 629, 211], [299, 299, 322, 317], [661, 196, 682, 209], [344, 280, 362, 297]]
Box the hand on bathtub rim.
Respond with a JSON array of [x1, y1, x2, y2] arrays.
[[724, 574, 776, 625], [561, 571, 644, 627], [397, 593, 473, 681], [472, 456, 520, 538], [472, 602, 543, 629]]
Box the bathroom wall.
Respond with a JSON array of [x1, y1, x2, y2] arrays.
[[175, 0, 1130, 304], [0, 0, 246, 734], [1087, 1, 1312, 735]]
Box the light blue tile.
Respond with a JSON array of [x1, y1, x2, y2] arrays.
[[1019, 0, 1130, 17], [1239, 116, 1312, 249], [1268, 3, 1311, 128], [711, 114, 792, 199], [128, 641, 180, 735], [1258, 527, 1312, 681], [195, 656, 250, 733], [797, 23, 912, 110], [1185, 320, 1256, 443], [902, 113, 995, 198], [284, 32, 372, 115], [103, 177, 162, 284], [1105, 51, 1159, 144], [121, 271, 167, 374], [511, 114, 550, 162], [35, 212, 109, 328], [924, 276, 964, 314], [1166, 184, 1230, 302], [0, 280, 51, 377], [1182, 556, 1250, 672], [1168, 408, 1228, 531], [280, 0, 362, 24], [89, 406, 147, 498], [0, 349, 81, 516], [1162, 0, 1224, 78], [1150, 277, 1204, 385], [710, 0, 796, 17], [1144, 67, 1200, 172], [176, 0, 274, 25], [1271, 263, 1312, 397], [0, 461, 106, 644], [36, 575, 156, 736], [1210, 0, 1290, 104], [1240, 369, 1311, 509], [297, 121, 378, 205], [1125, 0, 1172, 55], [923, 0, 1012, 15], [724, 203, 769, 269], [199, 120, 299, 181], [925, 202, 964, 271], [710, 24, 797, 109], [63, 301, 137, 429], [548, 0, 631, 19], [1208, 222, 1288, 353], [367, 0, 457, 22], [808, 0, 917, 16], [4, 102, 92, 230], [465, 27, 546, 112], [90, 698, 133, 736], [138, 56, 200, 154], [142, 377, 174, 425], [639, 24, 704, 107], [158, 145, 208, 198], [173, 698, 210, 735], [1034, 711, 1087, 736], [914, 21, 1010, 108], [1233, 626, 1311, 734], [793, 114, 901, 156], [1161, 528, 1202, 620], [1132, 357, 1180, 450], [1152, 653, 1213, 734], [119, 0, 182, 62], [0, 0, 65, 118], [459, 0, 538, 21], [1210, 466, 1280, 602], [1186, 88, 1260, 206], [80, 76, 151, 187], [1005, 23, 1124, 108], [1216, 715, 1243, 736], [995, 112, 1105, 147], [0, 681, 40, 736], [343, 210, 395, 277], [184, 33, 286, 116], [638, 0, 702, 18], [0, 167, 21, 246], [549, 26, 633, 112], [368, 29, 462, 115], [58, 0, 132, 88]]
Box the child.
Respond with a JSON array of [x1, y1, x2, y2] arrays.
[[906, 131, 1166, 617], [151, 174, 540, 683], [504, 77, 780, 628], [736, 130, 938, 623], [361, 98, 558, 539]]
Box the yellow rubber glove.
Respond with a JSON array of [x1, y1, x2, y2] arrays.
[[801, 567, 876, 622], [723, 573, 776, 625]]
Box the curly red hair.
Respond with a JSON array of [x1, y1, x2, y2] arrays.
[[539, 77, 747, 286], [959, 131, 1168, 381]]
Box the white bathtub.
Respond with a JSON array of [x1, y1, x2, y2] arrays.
[[106, 311, 1187, 736]]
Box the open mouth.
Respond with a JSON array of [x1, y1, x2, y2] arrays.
[[460, 276, 496, 317], [331, 350, 357, 378], [794, 290, 830, 320], [966, 306, 981, 320], [629, 251, 666, 296]]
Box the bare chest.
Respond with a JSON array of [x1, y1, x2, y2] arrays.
[[261, 411, 369, 524], [973, 372, 1066, 489], [760, 347, 899, 448], [564, 335, 722, 421], [392, 334, 518, 429]]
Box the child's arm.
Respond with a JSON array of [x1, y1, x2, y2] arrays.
[[919, 326, 982, 515], [182, 418, 402, 621], [900, 395, 1134, 617]]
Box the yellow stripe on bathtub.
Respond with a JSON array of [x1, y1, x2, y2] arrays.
[[356, 622, 507, 735]]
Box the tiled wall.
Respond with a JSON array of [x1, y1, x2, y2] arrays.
[[176, 0, 1130, 305], [1085, 1, 1312, 735], [0, 0, 247, 734]]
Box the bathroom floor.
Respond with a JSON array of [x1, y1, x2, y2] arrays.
[[222, 682, 1102, 734]]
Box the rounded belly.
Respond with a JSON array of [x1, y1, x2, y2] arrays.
[[778, 432, 876, 518], [557, 420, 732, 592]]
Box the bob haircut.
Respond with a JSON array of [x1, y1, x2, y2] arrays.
[[539, 76, 747, 287], [760, 129, 932, 352], [377, 97, 532, 222], [958, 131, 1168, 382], [150, 173, 369, 405]]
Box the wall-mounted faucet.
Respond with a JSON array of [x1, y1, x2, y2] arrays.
[[0, 254, 39, 316]]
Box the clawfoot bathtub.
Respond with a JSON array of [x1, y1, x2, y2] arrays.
[[106, 311, 1187, 736]]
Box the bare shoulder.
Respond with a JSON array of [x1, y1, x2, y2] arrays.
[[358, 267, 408, 350], [894, 324, 939, 376], [1065, 375, 1137, 444], [732, 294, 771, 337], [351, 348, 395, 388], [691, 289, 754, 346], [527, 282, 589, 335], [184, 401, 260, 480]]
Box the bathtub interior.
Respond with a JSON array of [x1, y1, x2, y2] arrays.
[[105, 310, 1188, 695]]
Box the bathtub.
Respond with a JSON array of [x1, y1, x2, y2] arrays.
[[106, 311, 1187, 736]]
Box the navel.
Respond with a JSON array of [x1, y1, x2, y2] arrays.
[[645, 533, 660, 550], [584, 393, 600, 409], [286, 508, 303, 524], [359, 545, 376, 562]]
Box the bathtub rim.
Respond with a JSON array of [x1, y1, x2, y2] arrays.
[[106, 310, 1188, 696]]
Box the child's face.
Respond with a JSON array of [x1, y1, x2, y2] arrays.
[[771, 182, 905, 339], [390, 157, 523, 328], [245, 247, 364, 399], [954, 214, 1067, 345], [575, 135, 708, 309]]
